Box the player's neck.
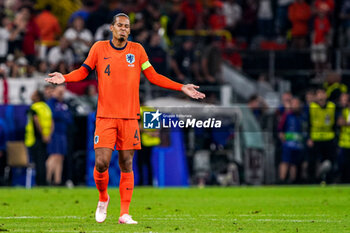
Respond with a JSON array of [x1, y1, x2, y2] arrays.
[[112, 38, 127, 48]]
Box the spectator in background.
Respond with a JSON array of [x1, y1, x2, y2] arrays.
[[339, 93, 349, 109], [170, 37, 201, 83], [257, 0, 274, 39], [311, 8, 331, 74], [301, 89, 316, 181], [68, 0, 95, 25], [85, 0, 122, 34], [0, 16, 10, 63], [141, 3, 162, 31], [47, 37, 74, 71], [278, 97, 304, 184], [208, 1, 226, 30], [340, 0, 350, 48], [323, 72, 347, 104], [163, 0, 183, 39], [35, 4, 61, 60], [313, 0, 334, 15], [18, 5, 40, 64], [26, 62, 36, 78], [46, 85, 72, 185], [277, 91, 293, 116], [239, 0, 258, 44], [33, 60, 49, 77], [35, 4, 61, 43], [307, 88, 336, 183], [15, 56, 28, 78], [288, 0, 311, 49], [337, 94, 350, 183], [275, 0, 294, 38], [201, 36, 223, 84], [178, 0, 204, 29], [81, 84, 98, 112], [248, 94, 268, 124], [95, 23, 112, 41], [222, 0, 242, 35], [64, 16, 93, 64], [222, 41, 243, 70], [146, 33, 168, 76], [4, 54, 16, 77], [303, 89, 316, 117], [55, 61, 70, 75], [134, 29, 149, 45], [256, 73, 274, 97], [25, 90, 53, 186], [43, 83, 54, 101], [8, 9, 28, 56], [131, 11, 146, 37]]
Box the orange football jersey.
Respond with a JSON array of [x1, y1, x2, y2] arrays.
[[83, 40, 149, 119]]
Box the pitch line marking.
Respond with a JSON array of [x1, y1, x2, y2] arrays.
[[11, 231, 104, 233], [1, 215, 342, 224], [0, 216, 87, 219], [254, 219, 341, 223], [139, 217, 341, 223], [238, 214, 330, 217]]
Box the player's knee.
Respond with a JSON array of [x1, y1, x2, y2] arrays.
[[119, 157, 133, 172], [95, 156, 109, 172]]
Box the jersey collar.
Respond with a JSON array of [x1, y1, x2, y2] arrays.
[[110, 40, 128, 50]]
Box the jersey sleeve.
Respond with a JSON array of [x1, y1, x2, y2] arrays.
[[143, 65, 183, 91], [63, 66, 90, 82], [138, 44, 182, 91], [83, 42, 99, 71], [139, 44, 151, 71]]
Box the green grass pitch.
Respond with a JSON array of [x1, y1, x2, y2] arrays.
[[0, 186, 349, 232]]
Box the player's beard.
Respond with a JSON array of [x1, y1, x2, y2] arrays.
[[118, 36, 126, 43]]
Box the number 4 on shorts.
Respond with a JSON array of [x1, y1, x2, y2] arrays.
[[134, 129, 139, 141]]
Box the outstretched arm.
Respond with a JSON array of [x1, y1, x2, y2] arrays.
[[45, 66, 90, 84], [46, 42, 98, 84], [143, 65, 205, 99]]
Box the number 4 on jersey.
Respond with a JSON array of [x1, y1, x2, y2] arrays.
[[104, 64, 111, 76]]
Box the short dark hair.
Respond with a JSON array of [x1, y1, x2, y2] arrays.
[[111, 13, 129, 25], [37, 90, 45, 102]]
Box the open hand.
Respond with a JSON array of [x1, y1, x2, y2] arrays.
[[181, 84, 205, 99], [45, 72, 65, 85]]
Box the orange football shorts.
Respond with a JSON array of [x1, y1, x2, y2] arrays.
[[94, 117, 141, 150]]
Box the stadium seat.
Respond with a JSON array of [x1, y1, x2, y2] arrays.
[[5, 141, 34, 188]]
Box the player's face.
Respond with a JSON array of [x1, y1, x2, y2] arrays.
[[110, 16, 130, 42]]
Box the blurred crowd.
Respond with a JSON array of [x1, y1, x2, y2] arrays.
[[248, 72, 350, 184], [0, 0, 349, 84]]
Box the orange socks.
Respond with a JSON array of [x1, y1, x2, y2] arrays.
[[94, 168, 134, 215], [119, 172, 134, 216], [93, 167, 109, 202]]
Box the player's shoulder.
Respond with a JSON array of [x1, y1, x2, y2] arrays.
[[129, 41, 146, 51], [91, 40, 109, 49]]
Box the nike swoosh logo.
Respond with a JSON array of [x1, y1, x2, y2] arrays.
[[104, 57, 111, 59], [133, 142, 140, 146]]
